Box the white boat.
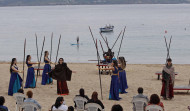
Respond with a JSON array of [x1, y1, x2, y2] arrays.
[[100, 25, 114, 32]]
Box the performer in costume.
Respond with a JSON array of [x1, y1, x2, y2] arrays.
[[103, 48, 114, 63], [101, 60, 121, 100], [41, 51, 53, 85], [49, 58, 72, 95], [25, 55, 39, 88], [118, 57, 128, 94], [8, 58, 23, 96], [161, 58, 175, 100]]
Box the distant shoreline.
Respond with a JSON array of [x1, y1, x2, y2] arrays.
[[0, 3, 190, 8]]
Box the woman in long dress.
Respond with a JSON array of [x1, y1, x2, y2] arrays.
[[118, 57, 128, 94], [8, 58, 23, 96], [161, 58, 175, 100], [41, 51, 53, 85], [101, 60, 121, 100], [25, 55, 38, 88], [49, 58, 73, 95]]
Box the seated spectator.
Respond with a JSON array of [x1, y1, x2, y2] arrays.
[[76, 88, 89, 100], [87, 91, 104, 111], [16, 89, 25, 104], [67, 106, 74, 111], [0, 96, 8, 111], [147, 94, 164, 110], [132, 87, 149, 111], [111, 104, 123, 111], [51, 97, 68, 111], [74, 88, 89, 107], [24, 90, 41, 111], [17, 89, 24, 94]]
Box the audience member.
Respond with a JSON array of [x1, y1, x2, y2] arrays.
[[24, 90, 41, 111], [87, 91, 104, 111], [0, 96, 8, 111], [111, 104, 123, 111], [147, 94, 164, 110], [67, 106, 74, 111], [51, 97, 68, 111], [132, 87, 149, 111]]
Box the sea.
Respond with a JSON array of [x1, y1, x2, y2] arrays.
[[0, 4, 190, 64]]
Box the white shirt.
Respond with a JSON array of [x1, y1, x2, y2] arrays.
[[52, 104, 68, 111]]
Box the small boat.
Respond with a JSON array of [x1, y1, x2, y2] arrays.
[[100, 25, 114, 32]]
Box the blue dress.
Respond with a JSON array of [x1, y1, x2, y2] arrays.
[[41, 59, 52, 85], [25, 62, 36, 88], [8, 66, 23, 96], [118, 67, 128, 94], [109, 67, 121, 100]]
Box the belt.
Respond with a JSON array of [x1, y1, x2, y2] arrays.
[[112, 74, 118, 75], [28, 66, 33, 68], [45, 63, 50, 64], [12, 71, 18, 73]]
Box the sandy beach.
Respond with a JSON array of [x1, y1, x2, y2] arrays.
[[0, 63, 189, 111]]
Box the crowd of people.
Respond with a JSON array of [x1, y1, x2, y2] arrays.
[[1, 87, 170, 111], [4, 47, 188, 111]]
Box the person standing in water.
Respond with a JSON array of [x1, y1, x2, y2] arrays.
[[77, 36, 79, 44]]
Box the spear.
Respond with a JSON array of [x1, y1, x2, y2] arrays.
[[117, 26, 126, 58], [35, 36, 45, 87], [22, 38, 26, 89], [89, 26, 103, 100], [55, 35, 61, 63]]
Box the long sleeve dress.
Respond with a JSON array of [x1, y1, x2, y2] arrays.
[[49, 63, 72, 95]]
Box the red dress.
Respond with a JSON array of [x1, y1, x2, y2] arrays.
[[161, 77, 174, 99], [57, 80, 69, 95]]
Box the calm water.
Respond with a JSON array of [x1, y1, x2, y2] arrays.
[[0, 4, 190, 64]]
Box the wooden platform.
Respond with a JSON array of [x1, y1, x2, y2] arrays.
[[174, 85, 190, 93], [155, 71, 178, 80]]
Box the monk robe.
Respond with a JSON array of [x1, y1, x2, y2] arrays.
[[49, 63, 72, 95]]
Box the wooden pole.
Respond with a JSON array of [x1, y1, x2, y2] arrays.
[[50, 32, 53, 61], [22, 38, 26, 89], [35, 36, 45, 87], [117, 26, 126, 58], [99, 32, 109, 49], [55, 35, 61, 63], [89, 26, 103, 100], [111, 31, 123, 49], [99, 40, 105, 53]]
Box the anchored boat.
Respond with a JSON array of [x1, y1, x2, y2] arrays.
[[100, 25, 114, 32]]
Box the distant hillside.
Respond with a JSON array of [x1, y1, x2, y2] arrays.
[[0, 0, 190, 6]]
